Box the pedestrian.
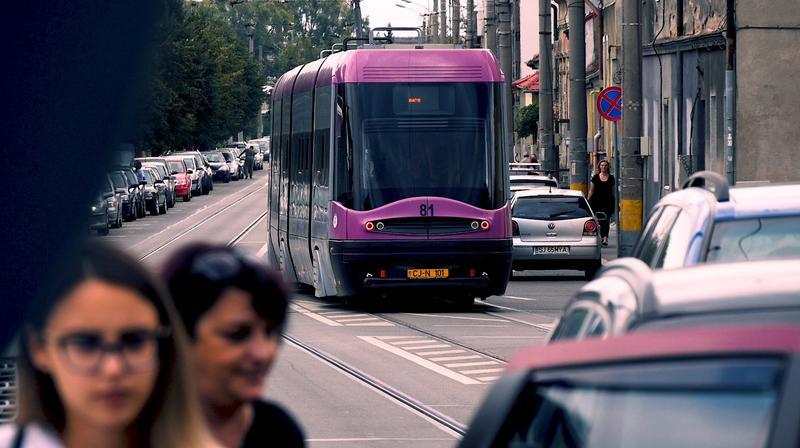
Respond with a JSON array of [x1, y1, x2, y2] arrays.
[[134, 160, 146, 183], [162, 243, 305, 448], [1, 242, 215, 448], [588, 159, 615, 246], [243, 146, 256, 179]]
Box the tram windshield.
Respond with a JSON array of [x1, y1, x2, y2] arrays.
[[336, 82, 505, 211]]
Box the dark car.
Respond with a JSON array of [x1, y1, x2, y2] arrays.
[[203, 150, 231, 183], [460, 325, 800, 448], [103, 174, 122, 229], [88, 189, 112, 235], [137, 157, 176, 208], [108, 170, 137, 221], [119, 167, 146, 219], [141, 167, 167, 215]]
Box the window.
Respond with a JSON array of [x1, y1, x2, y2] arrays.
[[654, 209, 694, 269], [550, 308, 588, 341], [706, 216, 800, 263], [513, 196, 592, 221], [633, 206, 681, 267]]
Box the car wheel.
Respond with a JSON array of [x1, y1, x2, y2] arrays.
[[584, 262, 602, 280], [150, 202, 159, 216], [98, 221, 109, 236], [159, 201, 167, 214]]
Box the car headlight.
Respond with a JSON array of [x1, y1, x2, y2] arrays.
[[91, 206, 97, 212]]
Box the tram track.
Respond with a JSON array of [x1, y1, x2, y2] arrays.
[[138, 182, 267, 261], [283, 333, 468, 437]]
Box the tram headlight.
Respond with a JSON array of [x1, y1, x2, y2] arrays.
[[365, 221, 375, 231], [480, 220, 490, 230]]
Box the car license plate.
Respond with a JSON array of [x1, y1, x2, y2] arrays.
[[533, 246, 570, 255], [407, 268, 449, 279]]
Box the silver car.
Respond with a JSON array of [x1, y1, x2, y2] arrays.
[[510, 174, 559, 192], [510, 189, 602, 279]]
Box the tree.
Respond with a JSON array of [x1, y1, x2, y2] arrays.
[[515, 104, 539, 139]]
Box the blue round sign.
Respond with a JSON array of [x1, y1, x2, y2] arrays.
[[597, 86, 623, 122]]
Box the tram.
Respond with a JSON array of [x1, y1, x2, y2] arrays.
[[267, 33, 512, 303]]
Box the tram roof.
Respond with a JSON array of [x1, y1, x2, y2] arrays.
[[273, 49, 505, 99]]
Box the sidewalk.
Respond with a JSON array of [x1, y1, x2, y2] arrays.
[[601, 222, 619, 264]]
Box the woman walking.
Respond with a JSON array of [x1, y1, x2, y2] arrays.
[[162, 243, 304, 448], [1, 242, 215, 447], [588, 159, 615, 246]]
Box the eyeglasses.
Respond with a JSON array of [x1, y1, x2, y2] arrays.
[[55, 328, 170, 375]]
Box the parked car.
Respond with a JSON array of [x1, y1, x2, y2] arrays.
[[203, 150, 231, 182], [219, 148, 241, 181], [509, 162, 542, 175], [108, 170, 136, 221], [246, 142, 263, 170], [632, 171, 800, 270], [510, 188, 602, 279], [460, 325, 800, 448], [119, 167, 146, 219], [103, 174, 122, 229], [178, 156, 202, 196], [548, 257, 800, 343], [88, 190, 112, 235], [137, 157, 176, 207], [226, 141, 247, 151], [510, 174, 559, 192], [174, 151, 213, 194], [141, 167, 167, 215], [164, 157, 192, 202]]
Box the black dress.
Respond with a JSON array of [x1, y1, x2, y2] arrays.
[[242, 400, 305, 447], [590, 174, 615, 238]]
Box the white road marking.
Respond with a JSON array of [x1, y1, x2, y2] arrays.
[[325, 313, 367, 319], [479, 303, 557, 331], [445, 361, 499, 368], [345, 322, 394, 327], [394, 339, 439, 346], [477, 376, 500, 382], [377, 336, 423, 340], [358, 336, 480, 385], [461, 336, 545, 339], [502, 295, 537, 301], [293, 308, 342, 326], [405, 344, 450, 350], [416, 349, 465, 356], [460, 368, 505, 375], [255, 242, 269, 258], [429, 355, 481, 362], [337, 317, 382, 323], [403, 313, 506, 322]]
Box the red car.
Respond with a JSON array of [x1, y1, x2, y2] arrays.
[[165, 157, 192, 202], [460, 325, 800, 447]]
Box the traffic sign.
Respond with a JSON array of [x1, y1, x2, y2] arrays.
[[597, 86, 622, 122]]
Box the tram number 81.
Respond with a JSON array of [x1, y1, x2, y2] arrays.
[[419, 204, 435, 217]]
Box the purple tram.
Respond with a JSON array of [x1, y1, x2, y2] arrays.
[[267, 47, 512, 303]]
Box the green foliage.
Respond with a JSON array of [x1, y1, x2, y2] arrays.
[[515, 104, 539, 139], [134, 0, 352, 154]]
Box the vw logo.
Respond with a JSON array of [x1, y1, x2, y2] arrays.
[[548, 222, 556, 230]]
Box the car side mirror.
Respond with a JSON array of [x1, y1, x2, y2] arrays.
[[170, 175, 176, 180], [155, 179, 164, 184], [116, 188, 127, 194], [171, 170, 178, 175], [103, 192, 114, 199], [130, 184, 139, 190], [139, 180, 147, 186], [187, 169, 194, 174]]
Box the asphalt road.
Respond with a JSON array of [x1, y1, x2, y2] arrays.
[[105, 168, 617, 448]]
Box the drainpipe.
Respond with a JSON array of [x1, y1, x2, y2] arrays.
[[724, 0, 736, 184]]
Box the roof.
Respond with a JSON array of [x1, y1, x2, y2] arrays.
[[512, 71, 539, 91], [717, 183, 800, 220], [513, 188, 582, 198], [510, 325, 800, 372]]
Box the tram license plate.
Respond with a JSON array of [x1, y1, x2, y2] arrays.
[[407, 268, 449, 279], [533, 246, 570, 255]]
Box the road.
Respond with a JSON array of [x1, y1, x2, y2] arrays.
[[108, 167, 617, 448]]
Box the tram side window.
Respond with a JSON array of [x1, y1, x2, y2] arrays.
[[270, 97, 282, 215], [313, 85, 331, 188], [292, 91, 313, 191], [334, 87, 353, 207]]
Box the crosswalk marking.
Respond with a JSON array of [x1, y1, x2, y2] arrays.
[[415, 349, 465, 356], [406, 344, 450, 350], [429, 355, 481, 362], [444, 361, 499, 368], [394, 340, 439, 346], [460, 368, 505, 375]]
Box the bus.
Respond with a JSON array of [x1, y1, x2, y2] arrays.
[[267, 41, 512, 304]]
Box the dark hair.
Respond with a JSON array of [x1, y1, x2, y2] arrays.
[[134, 160, 142, 169], [18, 242, 209, 445], [160, 243, 289, 338]]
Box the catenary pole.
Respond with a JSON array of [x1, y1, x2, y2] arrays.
[[440, 0, 447, 42], [568, 0, 588, 194], [432, 0, 440, 42], [539, 0, 555, 175], [485, 0, 497, 54], [497, 0, 513, 162], [466, 0, 474, 47], [452, 0, 461, 45], [620, 0, 644, 256]]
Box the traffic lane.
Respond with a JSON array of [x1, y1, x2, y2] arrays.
[[267, 339, 458, 448], [486, 269, 587, 318], [104, 169, 268, 257], [139, 180, 267, 269], [282, 296, 502, 426], [233, 210, 269, 258]]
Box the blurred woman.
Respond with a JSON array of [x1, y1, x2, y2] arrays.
[[0, 242, 214, 447], [162, 243, 304, 448], [588, 159, 616, 246]]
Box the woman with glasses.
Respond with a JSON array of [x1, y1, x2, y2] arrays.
[[0, 242, 214, 447], [162, 243, 304, 448]]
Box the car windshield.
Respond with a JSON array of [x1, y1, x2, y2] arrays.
[[167, 161, 184, 173], [513, 196, 592, 220], [511, 361, 779, 448], [109, 172, 127, 189], [205, 152, 224, 163], [142, 170, 155, 183], [221, 152, 234, 162], [706, 216, 800, 262], [183, 158, 196, 170]]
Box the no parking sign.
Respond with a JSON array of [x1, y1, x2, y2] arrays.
[[596, 86, 622, 122]]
